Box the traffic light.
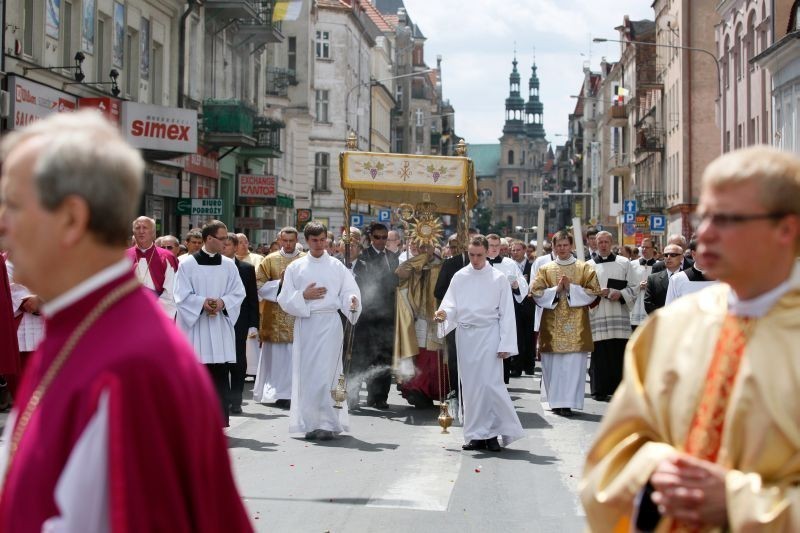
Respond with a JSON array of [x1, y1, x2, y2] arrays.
[[512, 185, 520, 203]]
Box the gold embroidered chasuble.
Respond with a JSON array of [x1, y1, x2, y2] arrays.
[[393, 253, 443, 363], [256, 251, 306, 343], [580, 282, 800, 532], [530, 260, 600, 353]]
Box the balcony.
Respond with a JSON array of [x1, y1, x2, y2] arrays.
[[204, 0, 260, 21], [233, 2, 284, 48], [201, 99, 256, 148], [265, 68, 297, 97], [637, 60, 664, 91], [606, 104, 629, 127], [607, 151, 630, 175], [636, 191, 667, 212], [240, 117, 284, 158], [635, 127, 665, 155]]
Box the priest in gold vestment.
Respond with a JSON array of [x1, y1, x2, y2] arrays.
[[253, 227, 305, 406], [531, 230, 601, 417], [581, 146, 800, 532], [393, 243, 444, 408]]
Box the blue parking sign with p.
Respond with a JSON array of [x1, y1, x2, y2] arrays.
[[624, 213, 635, 224], [350, 214, 364, 227], [378, 209, 391, 222], [650, 215, 666, 231]]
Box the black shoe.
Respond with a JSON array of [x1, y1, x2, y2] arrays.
[[486, 437, 502, 452], [373, 400, 389, 410], [509, 370, 522, 378], [593, 395, 610, 402], [462, 440, 487, 451], [275, 399, 291, 408], [552, 408, 562, 415], [230, 405, 243, 415], [561, 408, 574, 417]]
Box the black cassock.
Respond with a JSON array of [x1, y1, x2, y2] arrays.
[[351, 247, 399, 405]]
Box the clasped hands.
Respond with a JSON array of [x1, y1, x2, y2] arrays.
[[203, 298, 225, 315], [600, 288, 622, 301], [649, 454, 729, 528], [557, 275, 571, 293]]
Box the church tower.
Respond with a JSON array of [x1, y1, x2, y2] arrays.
[[503, 56, 525, 135], [525, 63, 545, 139]]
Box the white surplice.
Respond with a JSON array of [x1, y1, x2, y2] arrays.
[[531, 253, 555, 332], [278, 252, 362, 435], [6, 260, 44, 352], [438, 264, 524, 447], [133, 247, 177, 319], [489, 256, 529, 304], [629, 261, 653, 326], [586, 255, 639, 341], [174, 253, 245, 364], [664, 269, 718, 306]]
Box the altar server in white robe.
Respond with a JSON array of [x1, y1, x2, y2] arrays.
[[436, 235, 524, 452], [278, 221, 361, 441], [175, 220, 245, 427]]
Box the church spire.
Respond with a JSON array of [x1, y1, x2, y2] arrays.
[[503, 53, 525, 135], [525, 56, 545, 139]]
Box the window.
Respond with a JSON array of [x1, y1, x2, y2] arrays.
[[152, 43, 163, 105], [63, 1, 73, 66], [126, 31, 139, 99], [613, 176, 620, 203], [315, 31, 330, 59], [415, 108, 424, 127], [96, 18, 105, 82], [395, 84, 403, 110], [521, 150, 525, 166], [507, 180, 513, 199], [723, 36, 730, 89], [315, 89, 329, 122], [734, 25, 742, 80], [314, 153, 329, 191], [508, 150, 514, 165], [288, 37, 297, 72], [23, 0, 34, 56]]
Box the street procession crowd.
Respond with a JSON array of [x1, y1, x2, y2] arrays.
[[0, 111, 799, 531]]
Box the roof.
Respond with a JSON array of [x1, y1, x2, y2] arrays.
[[427, 69, 438, 87], [374, 0, 406, 15], [382, 14, 399, 28], [316, 0, 350, 9], [572, 73, 601, 115], [469, 144, 501, 177], [630, 19, 655, 40], [361, 1, 392, 32]]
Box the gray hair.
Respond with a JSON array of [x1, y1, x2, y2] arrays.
[[1, 110, 144, 246]]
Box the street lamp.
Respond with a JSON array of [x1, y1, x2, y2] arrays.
[[345, 68, 435, 149], [593, 37, 721, 100]]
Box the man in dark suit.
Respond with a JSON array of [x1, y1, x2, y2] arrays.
[[644, 243, 685, 314], [652, 234, 694, 273], [223, 234, 260, 414], [509, 239, 535, 376], [351, 223, 399, 409]]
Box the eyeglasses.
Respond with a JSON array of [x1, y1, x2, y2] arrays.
[[663, 253, 682, 258], [698, 212, 787, 228], [160, 245, 176, 249]]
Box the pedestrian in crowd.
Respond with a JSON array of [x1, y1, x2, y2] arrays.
[[651, 233, 692, 273], [222, 234, 260, 415], [485, 234, 529, 383], [398, 239, 418, 263], [183, 229, 204, 258], [629, 238, 657, 330], [587, 231, 638, 401], [436, 235, 524, 452], [336, 227, 361, 272], [325, 231, 337, 256], [350, 222, 399, 409], [235, 233, 263, 267], [509, 239, 536, 376], [0, 252, 20, 411], [278, 221, 360, 440], [664, 238, 718, 306], [585, 227, 599, 260], [254, 226, 305, 408], [386, 229, 402, 253], [643, 243, 684, 314], [0, 110, 251, 531], [158, 235, 180, 257], [582, 145, 800, 532], [175, 219, 246, 428], [531, 230, 601, 417], [6, 259, 44, 396], [177, 243, 188, 257], [394, 239, 444, 408], [269, 240, 280, 254], [526, 242, 537, 262], [127, 216, 178, 319]]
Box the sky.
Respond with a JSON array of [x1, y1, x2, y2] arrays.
[[401, 0, 655, 146]]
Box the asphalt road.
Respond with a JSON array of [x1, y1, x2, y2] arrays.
[[227, 370, 608, 533]]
